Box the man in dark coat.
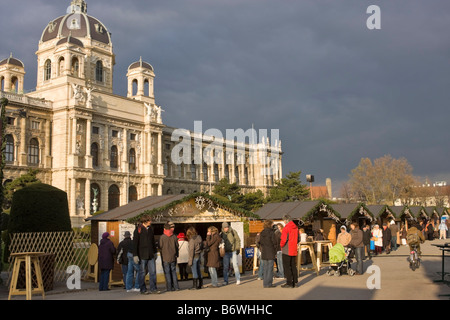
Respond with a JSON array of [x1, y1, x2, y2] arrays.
[[362, 224, 372, 260], [257, 220, 278, 288], [382, 223, 392, 254], [133, 215, 159, 294]]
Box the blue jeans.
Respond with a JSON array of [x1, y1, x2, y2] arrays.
[[258, 259, 264, 279], [354, 247, 364, 274], [262, 259, 274, 287], [276, 251, 284, 278], [209, 267, 218, 286], [163, 261, 179, 290], [191, 257, 203, 279], [223, 251, 240, 284], [126, 252, 140, 290], [139, 258, 157, 293], [391, 236, 398, 251], [99, 269, 110, 291]]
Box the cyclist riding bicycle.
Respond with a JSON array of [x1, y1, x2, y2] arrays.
[[406, 222, 425, 256]]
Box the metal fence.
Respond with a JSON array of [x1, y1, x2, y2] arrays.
[[7, 231, 91, 283]]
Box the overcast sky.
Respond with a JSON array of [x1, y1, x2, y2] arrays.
[[1, 0, 450, 197]]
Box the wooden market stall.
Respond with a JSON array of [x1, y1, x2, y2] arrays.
[[86, 193, 257, 284]]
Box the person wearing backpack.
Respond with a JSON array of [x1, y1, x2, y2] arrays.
[[221, 222, 241, 286], [406, 222, 425, 256]]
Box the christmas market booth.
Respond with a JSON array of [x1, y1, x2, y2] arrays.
[[254, 200, 342, 239], [86, 193, 258, 285], [331, 203, 375, 228], [366, 204, 396, 225]]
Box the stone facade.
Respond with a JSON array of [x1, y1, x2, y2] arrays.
[[0, 0, 282, 227]]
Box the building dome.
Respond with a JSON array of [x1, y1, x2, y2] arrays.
[[39, 0, 112, 46], [128, 57, 154, 72], [0, 53, 24, 68]]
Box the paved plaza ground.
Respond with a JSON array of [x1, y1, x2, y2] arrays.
[[2, 239, 450, 301]]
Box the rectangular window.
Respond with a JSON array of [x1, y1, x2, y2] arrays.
[[92, 126, 100, 134], [130, 133, 136, 141], [31, 121, 40, 130], [112, 130, 118, 138], [7, 117, 15, 125]]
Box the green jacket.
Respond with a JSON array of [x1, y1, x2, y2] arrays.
[[221, 228, 241, 252]]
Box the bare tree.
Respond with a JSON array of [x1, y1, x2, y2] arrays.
[[347, 155, 416, 205]]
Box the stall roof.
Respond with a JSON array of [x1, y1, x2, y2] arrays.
[[254, 200, 321, 220], [408, 206, 428, 218], [365, 205, 393, 218], [389, 206, 408, 218], [86, 193, 257, 223], [330, 203, 373, 220], [86, 194, 187, 222]]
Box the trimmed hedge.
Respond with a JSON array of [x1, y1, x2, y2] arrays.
[[8, 183, 72, 233]]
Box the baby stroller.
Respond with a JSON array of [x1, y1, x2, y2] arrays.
[[326, 243, 355, 277]]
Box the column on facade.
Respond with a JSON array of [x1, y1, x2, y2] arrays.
[[122, 128, 128, 173], [85, 119, 92, 168], [44, 119, 51, 168], [157, 132, 162, 175], [19, 116, 27, 165], [103, 124, 109, 168], [70, 177, 77, 217], [85, 178, 91, 217]]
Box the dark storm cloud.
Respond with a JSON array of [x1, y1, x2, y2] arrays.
[[2, 0, 450, 195]]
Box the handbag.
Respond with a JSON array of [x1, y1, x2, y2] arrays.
[[219, 240, 225, 257]]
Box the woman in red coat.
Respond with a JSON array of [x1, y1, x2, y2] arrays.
[[280, 215, 298, 288]]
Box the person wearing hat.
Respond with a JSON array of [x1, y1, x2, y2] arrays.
[[98, 232, 116, 291], [177, 232, 189, 281], [117, 231, 140, 292], [220, 222, 241, 286], [337, 225, 352, 248], [159, 221, 180, 291]]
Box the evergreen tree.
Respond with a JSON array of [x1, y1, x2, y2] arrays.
[[266, 170, 309, 203]]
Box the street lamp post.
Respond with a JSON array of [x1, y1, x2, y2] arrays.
[[306, 174, 314, 200]]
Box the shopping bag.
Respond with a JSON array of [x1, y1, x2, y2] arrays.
[[370, 240, 375, 251]]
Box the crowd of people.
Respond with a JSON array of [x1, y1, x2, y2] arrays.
[[97, 213, 450, 292], [97, 215, 242, 293]]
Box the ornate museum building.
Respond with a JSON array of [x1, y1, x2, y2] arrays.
[[0, 0, 283, 227]]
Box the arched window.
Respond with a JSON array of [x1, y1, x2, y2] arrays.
[[28, 138, 39, 164], [108, 184, 120, 210], [1, 76, 4, 91], [144, 79, 150, 96], [91, 143, 99, 167], [235, 166, 240, 185], [90, 183, 101, 212], [44, 60, 52, 81], [132, 79, 138, 96], [58, 57, 65, 76], [95, 60, 103, 82], [128, 185, 137, 203], [224, 164, 230, 182], [110, 145, 118, 168], [5, 135, 14, 162], [214, 164, 219, 182], [11, 77, 18, 93], [72, 57, 79, 77], [129, 148, 136, 171], [203, 163, 208, 182], [191, 161, 197, 180]]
